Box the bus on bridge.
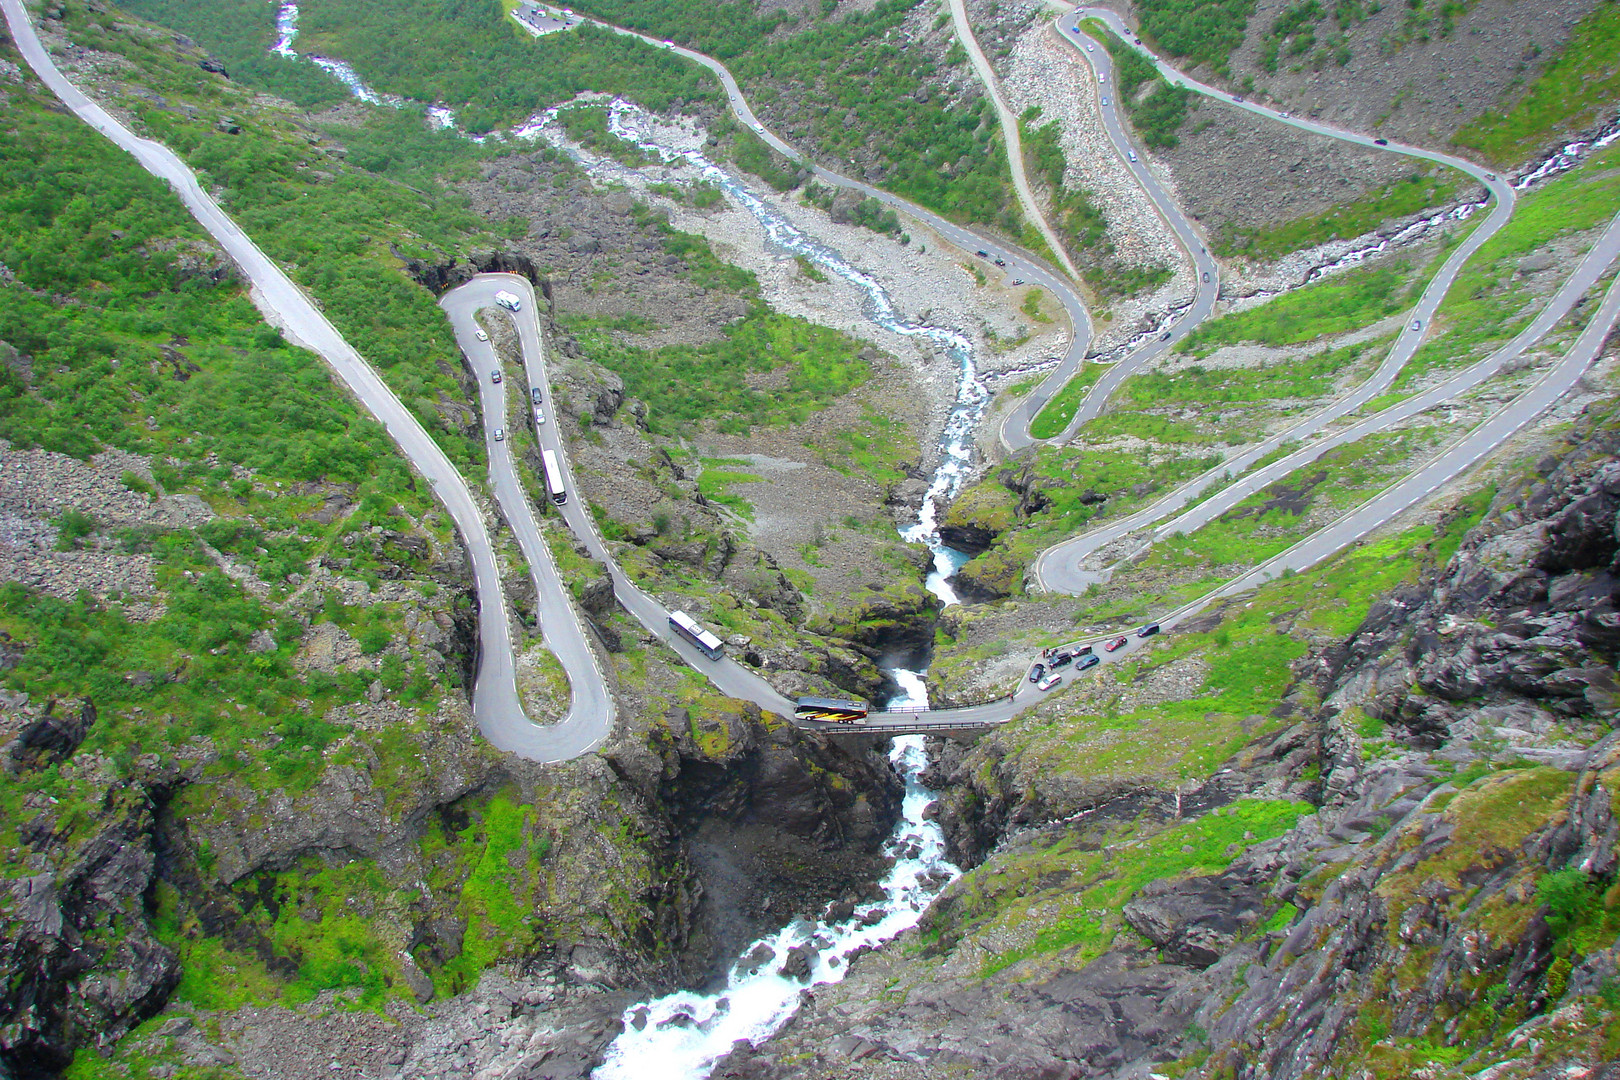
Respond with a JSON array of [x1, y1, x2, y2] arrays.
[[794, 696, 869, 723]]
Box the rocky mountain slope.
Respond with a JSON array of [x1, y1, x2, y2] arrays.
[[0, 10, 915, 1077], [707, 396, 1620, 1080]]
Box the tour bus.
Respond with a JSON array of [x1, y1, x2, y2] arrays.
[[793, 697, 869, 724], [541, 448, 566, 505], [668, 610, 725, 660]]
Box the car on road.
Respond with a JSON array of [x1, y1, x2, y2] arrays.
[[1036, 672, 1063, 691], [1374, 137, 1388, 145], [1411, 319, 1423, 331], [493, 427, 505, 442], [1127, 150, 1137, 161], [1202, 271, 1211, 282], [1012, 278, 1024, 285], [1485, 172, 1497, 181], [1100, 95, 1110, 106], [1029, 663, 1046, 683], [1233, 95, 1245, 103], [535, 408, 546, 425], [663, 39, 674, 47], [475, 328, 488, 342], [1098, 70, 1107, 83], [1087, 43, 1094, 51], [994, 258, 1006, 266], [1076, 654, 1100, 672], [1137, 623, 1161, 638], [1160, 331, 1172, 341], [976, 249, 989, 257], [531, 387, 544, 404], [1279, 111, 1290, 118], [1104, 635, 1129, 652], [491, 369, 502, 383]]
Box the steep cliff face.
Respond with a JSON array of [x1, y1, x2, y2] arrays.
[[712, 405, 1620, 1080]]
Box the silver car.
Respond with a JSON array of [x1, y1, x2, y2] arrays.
[[1037, 672, 1063, 691]]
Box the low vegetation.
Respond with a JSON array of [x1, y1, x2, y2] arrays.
[[1132, 0, 1258, 77], [1216, 169, 1468, 258], [1177, 257, 1437, 354], [1103, 31, 1193, 148], [1453, 0, 1620, 166]]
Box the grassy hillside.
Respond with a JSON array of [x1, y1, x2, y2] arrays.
[[1453, 0, 1620, 165]]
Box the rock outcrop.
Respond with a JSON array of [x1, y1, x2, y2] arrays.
[[711, 405, 1620, 1079]]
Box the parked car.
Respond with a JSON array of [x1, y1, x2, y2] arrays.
[[1137, 623, 1161, 638], [1029, 663, 1047, 683], [1037, 672, 1063, 691], [490, 369, 502, 383], [474, 328, 488, 342], [493, 427, 505, 442], [1074, 644, 1093, 656], [1077, 654, 1101, 671], [1050, 652, 1074, 668], [1105, 635, 1129, 652]]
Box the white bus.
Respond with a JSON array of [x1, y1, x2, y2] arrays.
[[494, 290, 522, 312], [541, 448, 566, 505], [668, 610, 724, 660]]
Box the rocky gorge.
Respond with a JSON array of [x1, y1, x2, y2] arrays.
[[697, 397, 1620, 1080]]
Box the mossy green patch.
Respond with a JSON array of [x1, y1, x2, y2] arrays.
[[935, 799, 1311, 976]]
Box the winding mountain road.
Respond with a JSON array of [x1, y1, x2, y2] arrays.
[[944, 0, 1083, 284], [12, 0, 1616, 755], [0, 0, 610, 764]]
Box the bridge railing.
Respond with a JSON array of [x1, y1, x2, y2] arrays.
[[879, 690, 1016, 716]]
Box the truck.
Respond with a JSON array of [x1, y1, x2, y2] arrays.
[[494, 290, 522, 312]]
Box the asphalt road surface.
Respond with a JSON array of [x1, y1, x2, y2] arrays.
[[440, 278, 616, 760]]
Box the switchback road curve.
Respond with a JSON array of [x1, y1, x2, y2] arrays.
[[0, 0, 588, 764]]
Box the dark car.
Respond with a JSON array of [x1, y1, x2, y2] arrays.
[[994, 258, 1007, 267], [1050, 651, 1074, 668], [977, 249, 989, 257], [1074, 644, 1093, 656], [1160, 331, 1172, 341], [491, 369, 502, 384], [1104, 635, 1129, 652], [1029, 662, 1046, 683], [1077, 654, 1101, 672], [1374, 137, 1388, 145], [530, 387, 543, 405], [1202, 271, 1211, 283], [1137, 623, 1161, 638]]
